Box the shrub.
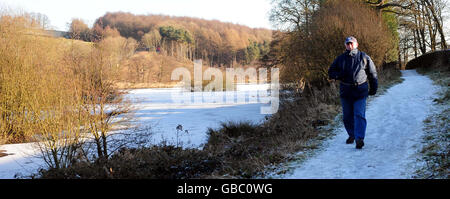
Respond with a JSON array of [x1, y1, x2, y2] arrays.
[[39, 145, 221, 179], [277, 0, 395, 89]]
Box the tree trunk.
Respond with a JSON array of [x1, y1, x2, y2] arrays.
[[413, 30, 418, 58], [422, 0, 447, 49]]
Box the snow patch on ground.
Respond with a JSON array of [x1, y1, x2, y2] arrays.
[[0, 143, 44, 179]]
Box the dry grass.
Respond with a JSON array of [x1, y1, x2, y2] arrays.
[[413, 61, 449, 179], [200, 82, 341, 178], [38, 145, 221, 179], [414, 106, 449, 179]]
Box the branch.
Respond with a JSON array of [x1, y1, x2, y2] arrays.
[[376, 2, 412, 10], [382, 9, 407, 15], [365, 0, 384, 5]]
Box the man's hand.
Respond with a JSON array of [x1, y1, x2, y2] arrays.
[[369, 89, 376, 96]]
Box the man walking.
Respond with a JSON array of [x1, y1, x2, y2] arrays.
[[328, 36, 378, 149]]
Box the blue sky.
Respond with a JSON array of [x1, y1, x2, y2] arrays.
[[0, 0, 274, 31]]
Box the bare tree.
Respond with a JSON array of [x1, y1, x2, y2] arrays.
[[423, 0, 448, 49], [29, 12, 51, 29], [269, 0, 321, 32], [379, 0, 448, 63]]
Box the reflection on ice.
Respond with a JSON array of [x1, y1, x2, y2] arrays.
[[123, 84, 275, 148]]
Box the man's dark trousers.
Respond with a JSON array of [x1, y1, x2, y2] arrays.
[[341, 96, 367, 140]]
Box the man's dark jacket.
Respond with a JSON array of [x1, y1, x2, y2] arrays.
[[328, 49, 378, 99]]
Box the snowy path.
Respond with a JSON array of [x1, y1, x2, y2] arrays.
[[277, 70, 440, 179]]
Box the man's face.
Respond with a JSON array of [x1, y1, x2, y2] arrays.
[[345, 41, 358, 51]]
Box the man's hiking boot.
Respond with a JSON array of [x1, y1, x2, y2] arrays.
[[346, 137, 355, 144], [356, 139, 364, 149]]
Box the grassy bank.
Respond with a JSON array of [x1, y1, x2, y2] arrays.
[[413, 66, 449, 179]]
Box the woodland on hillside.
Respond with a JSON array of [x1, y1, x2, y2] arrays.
[[69, 12, 272, 68]]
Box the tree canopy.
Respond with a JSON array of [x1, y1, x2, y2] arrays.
[[77, 12, 274, 67]]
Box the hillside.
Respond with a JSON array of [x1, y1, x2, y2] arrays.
[[70, 12, 273, 68]]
